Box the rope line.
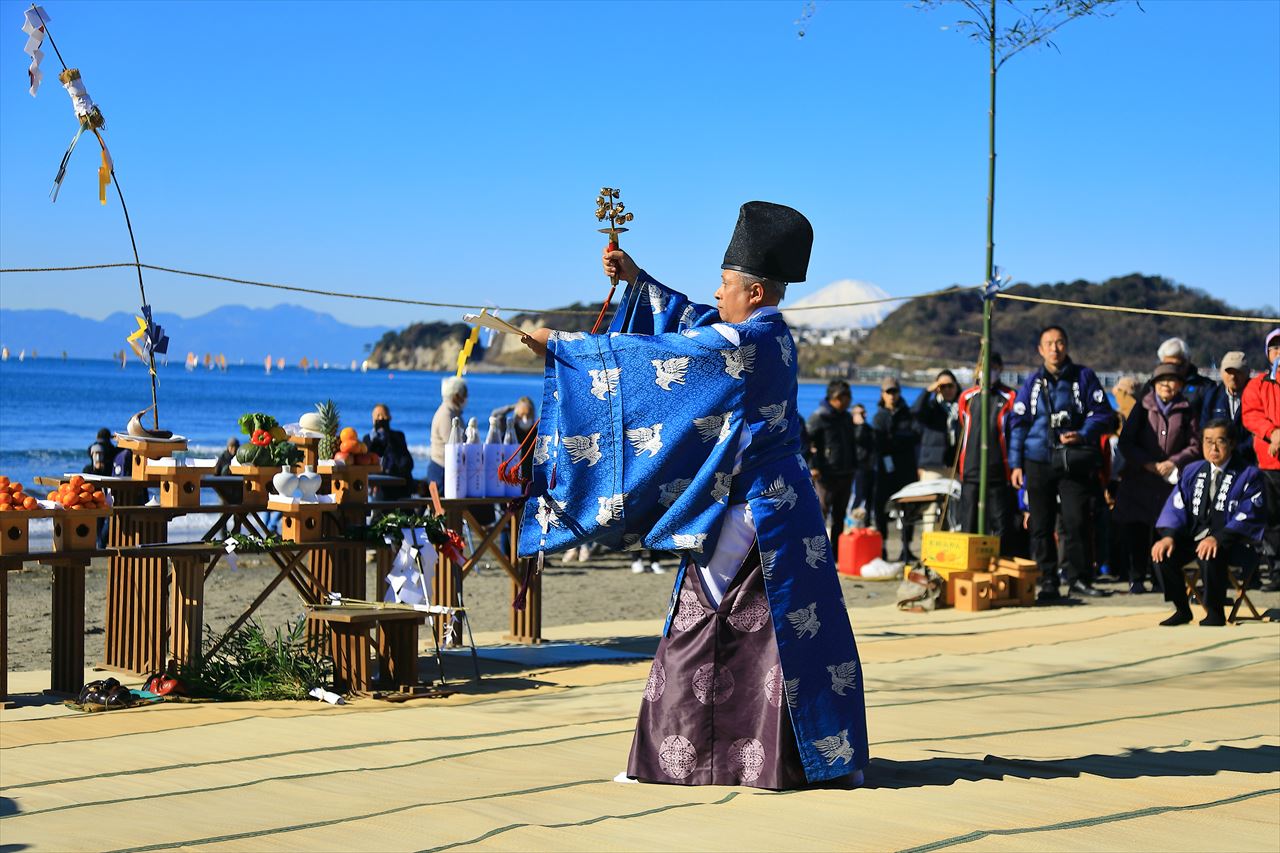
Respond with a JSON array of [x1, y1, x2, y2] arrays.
[[995, 291, 1279, 323], [1, 261, 1275, 323]]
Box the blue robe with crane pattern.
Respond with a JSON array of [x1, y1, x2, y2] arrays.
[[519, 270, 869, 784]]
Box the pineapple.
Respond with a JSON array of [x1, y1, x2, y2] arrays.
[[315, 399, 341, 460]]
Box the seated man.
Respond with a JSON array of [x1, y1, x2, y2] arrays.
[[1150, 419, 1268, 626]]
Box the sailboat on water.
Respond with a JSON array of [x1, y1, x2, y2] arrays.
[[264, 354, 272, 375], [1, 347, 8, 362], [185, 352, 197, 371]]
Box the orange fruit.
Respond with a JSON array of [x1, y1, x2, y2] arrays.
[[0, 494, 10, 506], [9, 482, 23, 493], [22, 496, 37, 510], [47, 491, 58, 501], [0, 505, 10, 512], [92, 490, 105, 502], [0, 475, 8, 487], [69, 475, 84, 488], [340, 427, 357, 441]]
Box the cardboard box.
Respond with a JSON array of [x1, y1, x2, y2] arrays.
[[922, 531, 1000, 571]]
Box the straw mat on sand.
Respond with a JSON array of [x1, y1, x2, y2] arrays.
[[1, 604, 1277, 852]]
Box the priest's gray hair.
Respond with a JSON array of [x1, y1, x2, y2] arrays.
[[441, 376, 468, 402], [732, 270, 787, 303]]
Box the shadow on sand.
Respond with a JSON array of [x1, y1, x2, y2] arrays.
[[867, 743, 1280, 789]]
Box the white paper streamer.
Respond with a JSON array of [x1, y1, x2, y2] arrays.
[[21, 6, 49, 97]]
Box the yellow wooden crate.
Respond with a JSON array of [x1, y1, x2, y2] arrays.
[[922, 531, 1000, 571]]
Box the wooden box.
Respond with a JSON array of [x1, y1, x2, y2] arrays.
[[268, 497, 334, 543], [922, 531, 1000, 571], [955, 576, 992, 612], [317, 462, 380, 505], [0, 508, 55, 556], [229, 464, 279, 508], [115, 434, 188, 482], [146, 460, 212, 508], [52, 507, 110, 553]]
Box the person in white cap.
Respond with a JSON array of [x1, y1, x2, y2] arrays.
[[1202, 351, 1254, 467]]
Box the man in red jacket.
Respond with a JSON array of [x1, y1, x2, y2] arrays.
[[1240, 327, 1280, 591], [955, 352, 1019, 552]]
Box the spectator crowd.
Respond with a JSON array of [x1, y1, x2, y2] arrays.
[[805, 325, 1280, 625]]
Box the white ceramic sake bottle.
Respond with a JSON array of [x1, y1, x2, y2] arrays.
[[464, 416, 484, 498], [444, 416, 466, 499], [482, 414, 503, 498], [502, 415, 521, 497]]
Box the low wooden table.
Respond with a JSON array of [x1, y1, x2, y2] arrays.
[[306, 606, 426, 693], [2, 548, 98, 697]]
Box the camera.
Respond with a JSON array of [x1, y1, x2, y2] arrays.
[[1050, 411, 1072, 430]]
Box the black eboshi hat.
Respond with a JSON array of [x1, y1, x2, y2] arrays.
[[721, 201, 814, 284]]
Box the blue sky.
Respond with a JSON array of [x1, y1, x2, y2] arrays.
[[1, 0, 1277, 328]]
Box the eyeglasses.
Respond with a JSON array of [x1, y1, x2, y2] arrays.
[[1203, 438, 1231, 448], [884, 387, 900, 395]]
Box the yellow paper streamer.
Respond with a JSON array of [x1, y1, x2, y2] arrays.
[[125, 314, 156, 376], [456, 308, 485, 377], [97, 144, 112, 205]]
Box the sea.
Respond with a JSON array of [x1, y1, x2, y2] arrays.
[[0, 357, 897, 495]]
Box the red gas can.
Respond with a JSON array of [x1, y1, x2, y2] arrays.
[[838, 528, 883, 576]]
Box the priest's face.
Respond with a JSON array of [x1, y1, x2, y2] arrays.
[[715, 271, 763, 324]]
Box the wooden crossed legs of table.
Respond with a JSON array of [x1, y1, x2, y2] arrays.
[[442, 501, 541, 645]]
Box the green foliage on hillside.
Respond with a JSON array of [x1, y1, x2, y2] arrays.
[[857, 274, 1271, 372]]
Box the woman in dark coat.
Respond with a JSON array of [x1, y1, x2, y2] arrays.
[[872, 377, 920, 561], [1115, 363, 1202, 593]]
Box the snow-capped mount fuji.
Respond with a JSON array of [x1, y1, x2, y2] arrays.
[[781, 279, 894, 330]]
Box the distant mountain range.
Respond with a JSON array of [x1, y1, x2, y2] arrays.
[[0, 304, 392, 364], [781, 279, 893, 330]]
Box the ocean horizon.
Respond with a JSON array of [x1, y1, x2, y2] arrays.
[[0, 357, 896, 493]]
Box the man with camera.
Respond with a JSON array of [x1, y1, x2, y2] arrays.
[[1009, 326, 1115, 602]]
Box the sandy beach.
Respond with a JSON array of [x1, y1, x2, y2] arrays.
[[7, 545, 1277, 673]]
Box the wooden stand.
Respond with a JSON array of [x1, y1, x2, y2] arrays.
[[268, 497, 336, 544], [169, 556, 205, 666], [41, 556, 89, 695], [147, 460, 212, 508], [317, 462, 380, 505], [0, 508, 55, 556], [116, 434, 188, 483], [307, 540, 367, 645], [104, 508, 170, 675], [306, 606, 425, 694], [228, 465, 279, 508], [289, 434, 321, 468], [52, 507, 110, 553], [953, 558, 1042, 612], [1, 563, 10, 704]]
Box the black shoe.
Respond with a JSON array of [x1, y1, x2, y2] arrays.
[[1036, 588, 1063, 605], [1128, 582, 1148, 595], [1160, 610, 1193, 626], [1199, 612, 1227, 627], [900, 550, 917, 564], [1069, 581, 1106, 598]]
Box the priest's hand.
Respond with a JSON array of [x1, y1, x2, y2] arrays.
[[1151, 536, 1175, 563], [521, 328, 552, 357], [1195, 535, 1219, 561], [603, 248, 640, 284]]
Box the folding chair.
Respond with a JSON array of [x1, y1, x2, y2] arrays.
[[1227, 542, 1268, 623]]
